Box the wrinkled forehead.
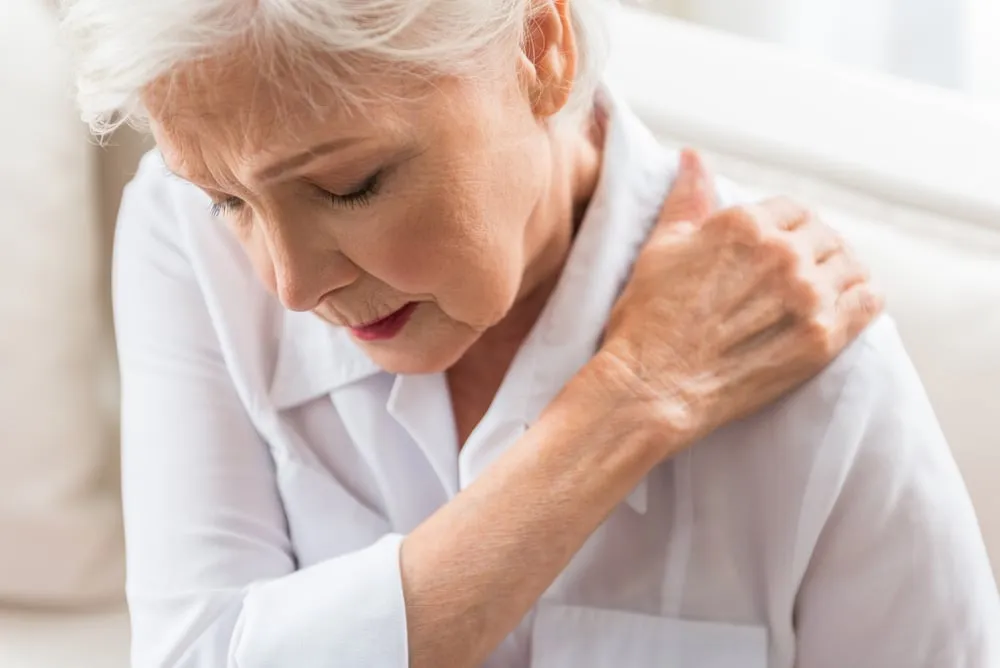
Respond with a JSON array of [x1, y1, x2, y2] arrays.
[[141, 35, 524, 185], [155, 63, 492, 190], [145, 47, 425, 146]]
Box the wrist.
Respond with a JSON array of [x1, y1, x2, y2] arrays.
[[562, 350, 697, 459]]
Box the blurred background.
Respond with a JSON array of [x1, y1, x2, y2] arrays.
[[641, 0, 1000, 98], [2, 1, 998, 666]]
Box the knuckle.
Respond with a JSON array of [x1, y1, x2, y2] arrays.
[[708, 206, 762, 241], [761, 234, 799, 272], [762, 196, 812, 229], [840, 269, 870, 292], [846, 285, 884, 318], [800, 204, 821, 224]]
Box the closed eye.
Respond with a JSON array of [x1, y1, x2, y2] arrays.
[[207, 171, 381, 217], [209, 196, 244, 217], [325, 172, 381, 209]]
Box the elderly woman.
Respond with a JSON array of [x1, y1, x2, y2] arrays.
[[61, 0, 997, 666]]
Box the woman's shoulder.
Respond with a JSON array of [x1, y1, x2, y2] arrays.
[[686, 313, 962, 569], [114, 148, 282, 385], [686, 315, 935, 516], [704, 314, 942, 489], [117, 148, 269, 308], [766, 313, 938, 466]]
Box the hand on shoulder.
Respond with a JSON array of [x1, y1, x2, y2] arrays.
[[590, 150, 883, 457]]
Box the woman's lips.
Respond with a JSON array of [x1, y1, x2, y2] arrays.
[[349, 303, 417, 342]]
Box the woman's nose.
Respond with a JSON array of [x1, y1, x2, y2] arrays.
[[267, 226, 360, 312]]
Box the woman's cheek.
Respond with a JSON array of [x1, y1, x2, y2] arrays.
[[371, 197, 471, 289], [367, 227, 450, 295]]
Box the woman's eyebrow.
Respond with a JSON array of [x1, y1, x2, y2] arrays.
[[254, 137, 367, 181]]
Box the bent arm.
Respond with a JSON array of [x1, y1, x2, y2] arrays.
[[401, 359, 663, 666], [117, 163, 666, 668]]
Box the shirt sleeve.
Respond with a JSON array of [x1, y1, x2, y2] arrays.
[[114, 157, 409, 668], [793, 321, 1000, 667]]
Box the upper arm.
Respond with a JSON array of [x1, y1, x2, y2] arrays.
[[793, 323, 999, 667], [114, 158, 410, 668], [114, 158, 295, 665]]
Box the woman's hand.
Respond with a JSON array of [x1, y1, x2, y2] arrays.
[[598, 150, 882, 452]]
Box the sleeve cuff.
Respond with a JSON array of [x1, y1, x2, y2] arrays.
[[230, 534, 408, 668]]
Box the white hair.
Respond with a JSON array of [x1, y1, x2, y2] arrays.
[[59, 0, 617, 136]]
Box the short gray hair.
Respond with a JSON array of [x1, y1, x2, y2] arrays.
[[59, 0, 617, 136]]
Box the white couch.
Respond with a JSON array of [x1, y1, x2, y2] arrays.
[[1, 4, 996, 666]]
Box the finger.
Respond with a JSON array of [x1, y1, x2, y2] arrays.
[[752, 196, 811, 231], [658, 149, 718, 228], [798, 221, 845, 264], [834, 283, 884, 346], [814, 239, 843, 265], [781, 211, 850, 264], [818, 250, 870, 291]]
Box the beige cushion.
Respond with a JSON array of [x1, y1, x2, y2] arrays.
[[0, 0, 123, 604], [0, 605, 130, 668]]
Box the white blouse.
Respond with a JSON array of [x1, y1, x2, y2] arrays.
[[114, 89, 999, 667]]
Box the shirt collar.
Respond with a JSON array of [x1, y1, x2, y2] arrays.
[[270, 309, 382, 409]]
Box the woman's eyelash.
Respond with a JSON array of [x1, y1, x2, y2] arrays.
[[208, 172, 381, 217], [209, 197, 243, 217], [326, 172, 380, 209]]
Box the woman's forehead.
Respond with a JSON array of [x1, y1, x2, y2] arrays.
[[145, 59, 491, 186], [144, 49, 478, 143]]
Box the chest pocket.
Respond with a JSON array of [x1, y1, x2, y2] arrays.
[[531, 603, 767, 668]]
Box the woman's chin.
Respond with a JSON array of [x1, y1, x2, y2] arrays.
[[354, 327, 476, 376]]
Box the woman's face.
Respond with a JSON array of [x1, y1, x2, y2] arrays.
[[146, 54, 572, 374]]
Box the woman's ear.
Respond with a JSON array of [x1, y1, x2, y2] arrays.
[[519, 0, 578, 119]]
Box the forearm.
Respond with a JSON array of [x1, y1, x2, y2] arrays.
[[401, 360, 667, 668]]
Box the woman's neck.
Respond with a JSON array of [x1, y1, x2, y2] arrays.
[[447, 110, 605, 444], [468, 112, 603, 363]]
